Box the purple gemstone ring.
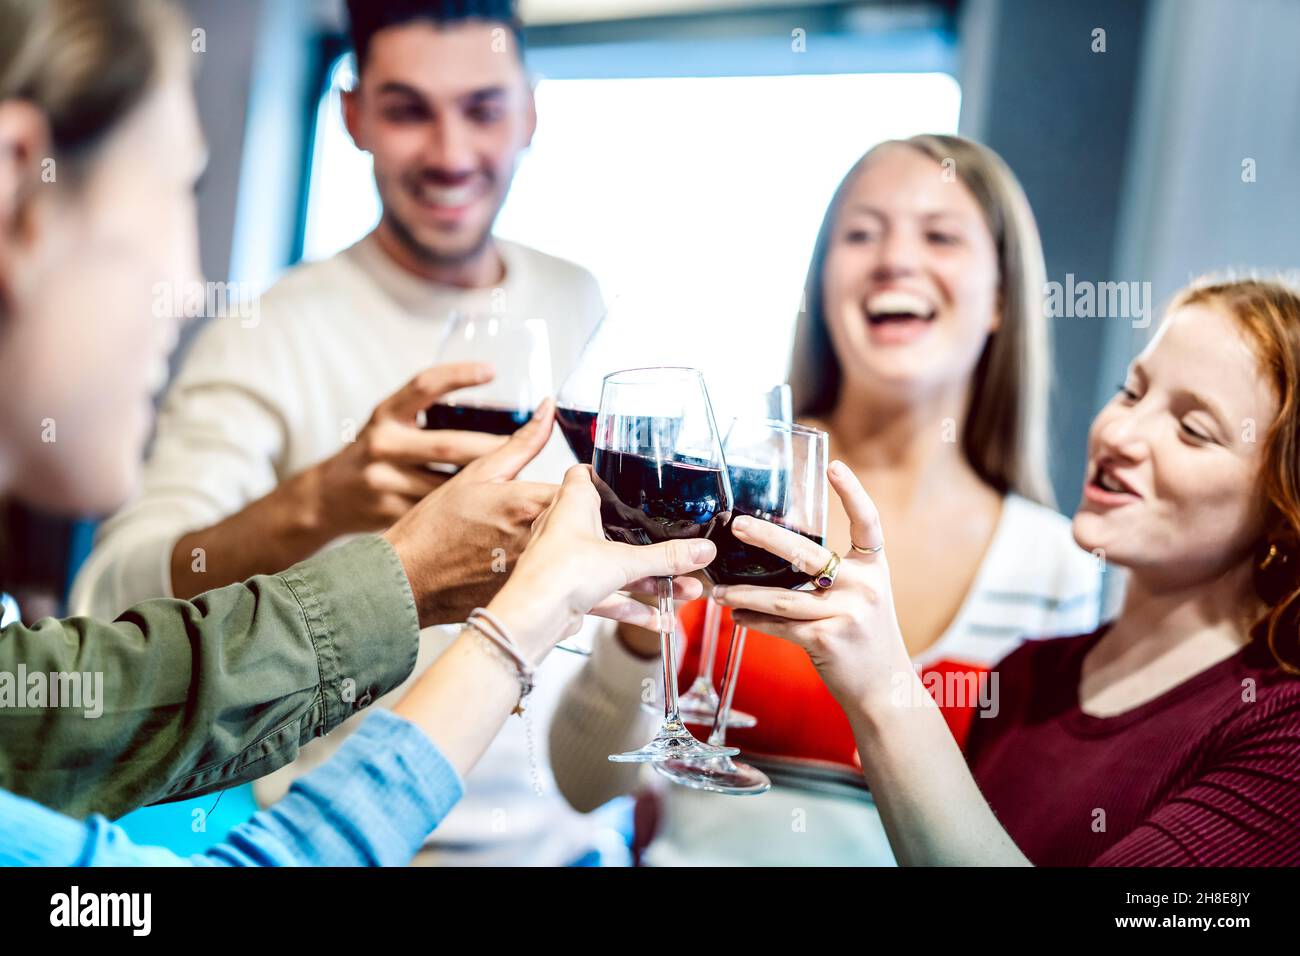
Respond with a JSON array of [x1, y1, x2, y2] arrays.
[[813, 552, 842, 590]]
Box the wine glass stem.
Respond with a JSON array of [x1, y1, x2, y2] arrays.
[[696, 595, 724, 689], [708, 624, 748, 746], [658, 576, 682, 724]]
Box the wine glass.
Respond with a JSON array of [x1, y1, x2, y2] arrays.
[[552, 314, 636, 656], [675, 383, 791, 729], [424, 312, 552, 437], [555, 314, 620, 465], [655, 419, 828, 794], [592, 367, 740, 763]]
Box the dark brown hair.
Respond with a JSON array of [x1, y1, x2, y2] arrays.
[[346, 0, 525, 73]]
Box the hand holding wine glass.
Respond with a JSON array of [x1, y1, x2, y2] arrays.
[[592, 366, 739, 763], [381, 400, 558, 627], [709, 460, 913, 714], [309, 362, 512, 534], [657, 419, 828, 795], [425, 312, 553, 437], [487, 465, 717, 659], [393, 462, 717, 780]]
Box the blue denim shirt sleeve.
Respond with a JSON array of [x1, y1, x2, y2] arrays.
[[0, 710, 463, 867]]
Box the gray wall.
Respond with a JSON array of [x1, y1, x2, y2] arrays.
[[182, 0, 324, 289], [1103, 0, 1300, 402], [176, 0, 325, 372], [961, 0, 1300, 512], [182, 0, 261, 286], [958, 0, 1150, 510]]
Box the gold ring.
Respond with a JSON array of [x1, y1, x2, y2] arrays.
[[851, 542, 884, 555], [813, 551, 842, 589]]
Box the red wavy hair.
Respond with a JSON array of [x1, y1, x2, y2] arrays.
[[1171, 276, 1300, 674]]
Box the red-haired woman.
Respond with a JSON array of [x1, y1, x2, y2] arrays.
[[715, 276, 1300, 865]]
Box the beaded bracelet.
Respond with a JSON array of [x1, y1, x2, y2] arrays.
[[467, 608, 535, 715], [464, 609, 545, 797]]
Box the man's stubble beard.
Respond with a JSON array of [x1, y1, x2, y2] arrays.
[[383, 205, 497, 270], [377, 152, 524, 273]]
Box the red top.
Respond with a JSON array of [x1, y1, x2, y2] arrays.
[[677, 600, 989, 785], [967, 628, 1300, 866]]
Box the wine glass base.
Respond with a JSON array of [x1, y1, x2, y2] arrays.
[[680, 700, 758, 729], [609, 722, 739, 763], [676, 677, 720, 715], [654, 756, 771, 795], [640, 699, 757, 729]]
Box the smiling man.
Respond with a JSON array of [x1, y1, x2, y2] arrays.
[[71, 0, 608, 866], [350, 0, 537, 288]]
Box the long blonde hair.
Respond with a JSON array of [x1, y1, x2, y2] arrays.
[[788, 133, 1053, 505], [0, 0, 180, 177], [0, 0, 179, 593]]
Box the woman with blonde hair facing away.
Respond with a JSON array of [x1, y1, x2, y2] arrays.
[[549, 135, 1103, 865], [0, 0, 711, 839], [715, 276, 1300, 865]]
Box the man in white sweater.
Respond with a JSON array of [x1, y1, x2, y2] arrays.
[[72, 1, 611, 865]]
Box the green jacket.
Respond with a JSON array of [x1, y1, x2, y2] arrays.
[[0, 535, 420, 819]]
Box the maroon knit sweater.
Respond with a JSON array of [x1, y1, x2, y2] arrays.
[[965, 628, 1300, 866]]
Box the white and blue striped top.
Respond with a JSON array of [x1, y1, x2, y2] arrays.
[[911, 493, 1104, 672]]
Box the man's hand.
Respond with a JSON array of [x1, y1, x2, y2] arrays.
[[169, 363, 513, 599], [304, 362, 511, 536], [383, 400, 558, 628]]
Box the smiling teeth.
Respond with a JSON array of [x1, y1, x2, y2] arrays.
[[417, 183, 477, 207], [866, 290, 933, 318], [1097, 471, 1125, 493]]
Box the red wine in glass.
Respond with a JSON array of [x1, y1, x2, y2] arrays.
[[677, 385, 792, 730], [592, 450, 730, 546], [556, 406, 598, 463], [429, 312, 550, 437], [707, 518, 826, 588], [705, 462, 823, 587], [656, 419, 828, 795], [423, 402, 532, 436], [594, 366, 738, 764]]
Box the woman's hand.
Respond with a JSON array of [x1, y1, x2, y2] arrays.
[[487, 465, 715, 662], [710, 460, 913, 715]]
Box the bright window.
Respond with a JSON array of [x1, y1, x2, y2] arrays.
[[302, 56, 960, 392]]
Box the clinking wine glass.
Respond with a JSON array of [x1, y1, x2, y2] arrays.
[[592, 367, 739, 763], [674, 383, 792, 730], [655, 419, 829, 794], [424, 312, 553, 439], [555, 314, 621, 465], [553, 314, 640, 655], [427, 311, 591, 653]]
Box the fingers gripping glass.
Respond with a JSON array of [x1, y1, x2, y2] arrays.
[[592, 367, 739, 764], [424, 312, 553, 437], [430, 312, 592, 654], [656, 420, 829, 794]]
